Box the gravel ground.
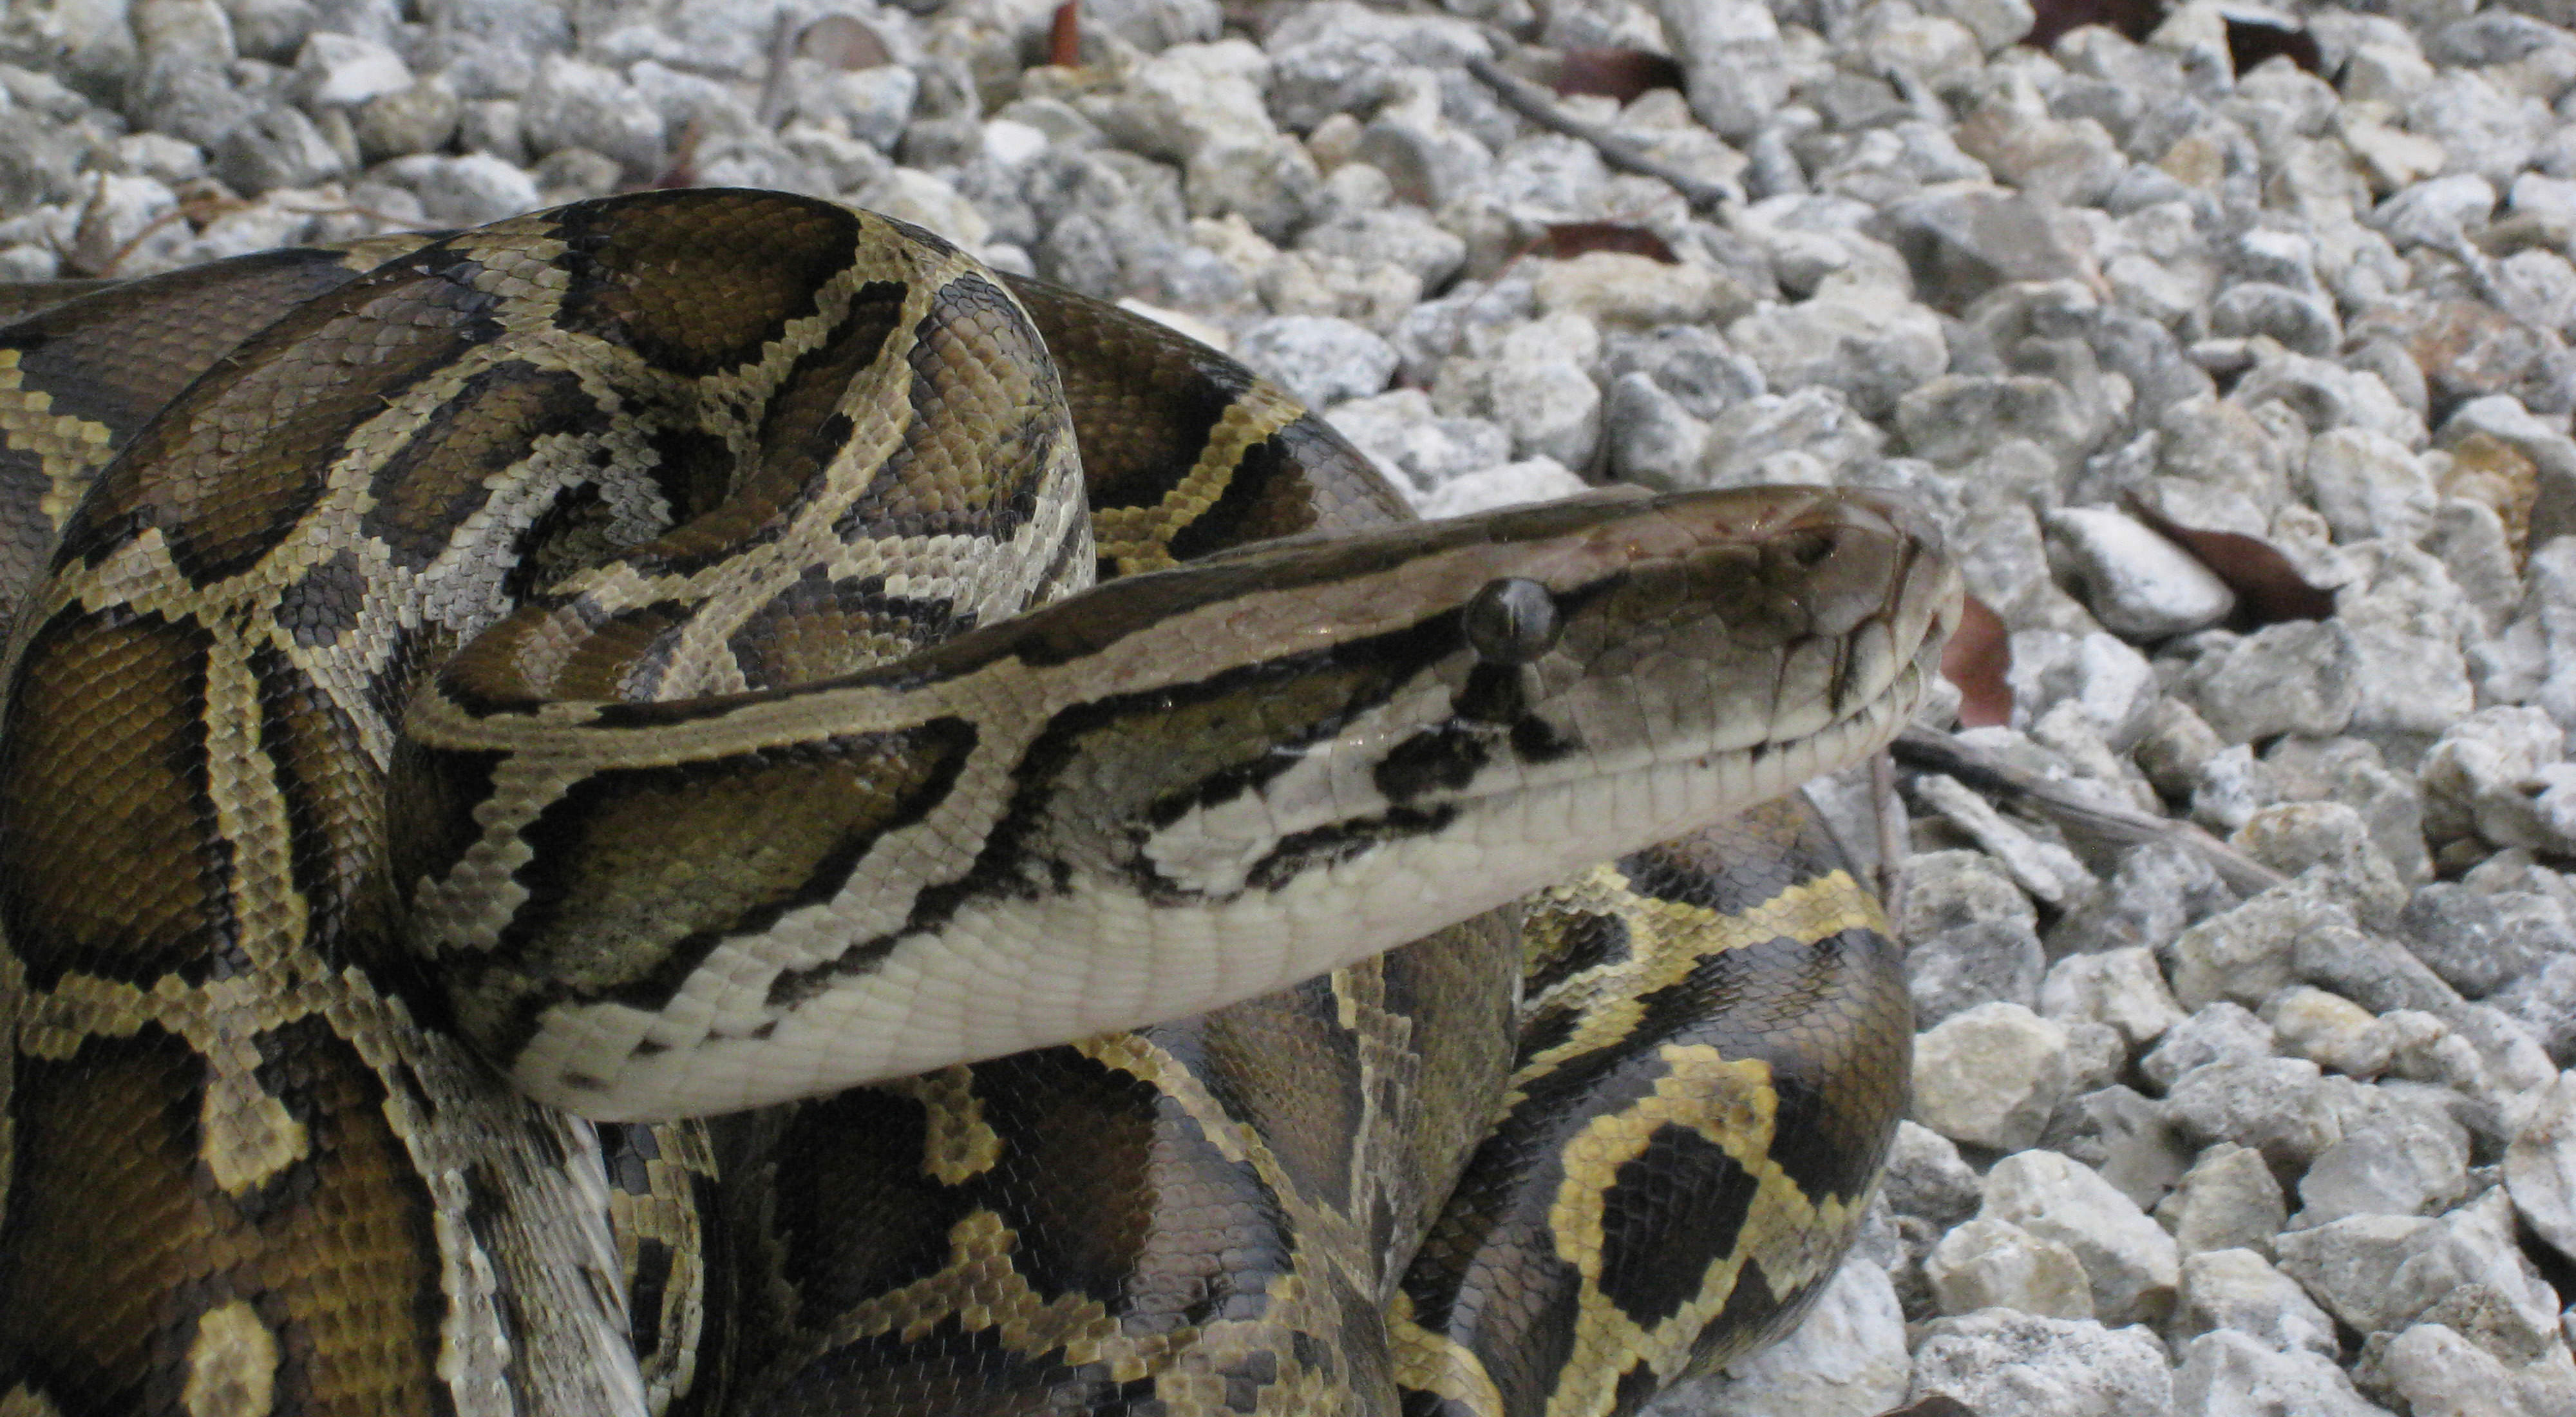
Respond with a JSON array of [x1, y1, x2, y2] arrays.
[[6, 0, 2576, 1412]]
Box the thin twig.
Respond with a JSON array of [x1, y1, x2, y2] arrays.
[[1460, 54, 1736, 215], [1889, 725, 2284, 897], [1871, 751, 1908, 922], [755, 5, 800, 130]]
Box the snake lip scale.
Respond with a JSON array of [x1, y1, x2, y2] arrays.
[[0, 189, 1959, 1417]]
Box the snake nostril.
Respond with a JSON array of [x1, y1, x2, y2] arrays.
[[1463, 578, 1562, 665]]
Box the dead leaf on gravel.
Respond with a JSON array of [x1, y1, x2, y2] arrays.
[[2224, 12, 2323, 74], [2126, 500, 2339, 625], [1943, 593, 2013, 728], [1049, 1, 1083, 67], [1535, 222, 1678, 262], [2024, 0, 2163, 50], [1551, 48, 1687, 102]]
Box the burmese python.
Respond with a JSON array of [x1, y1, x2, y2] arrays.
[[0, 190, 1954, 1417]]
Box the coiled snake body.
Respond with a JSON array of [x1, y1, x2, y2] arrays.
[[0, 191, 1956, 1417]]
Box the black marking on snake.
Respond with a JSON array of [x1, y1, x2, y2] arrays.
[[1515, 1001, 1585, 1065], [625, 281, 911, 582], [916, 520, 1486, 675], [1245, 806, 1460, 891], [1034, 503, 1093, 594], [1135, 678, 1358, 833], [1375, 725, 1490, 803], [1081, 341, 1251, 515], [1707, 1256, 1779, 1349], [1455, 665, 1586, 765], [1139, 613, 1461, 833], [1761, 932, 1907, 1204], [228, 1017, 345, 1222], [488, 483, 613, 611], [627, 1235, 676, 1362], [757, 279, 908, 474], [1611, 1362, 1661, 1417], [1596, 1125, 1757, 1327], [991, 1047, 1297, 1318], [518, 1108, 573, 1172], [553, 193, 864, 379], [1166, 432, 1302, 565], [274, 549, 368, 647], [1504, 1256, 1590, 1417], [874, 211, 958, 260], [478, 721, 978, 1033], [766, 618, 1452, 1001], [766, 1084, 961, 1306], [829, 272, 1061, 547], [643, 424, 735, 525], [386, 1057, 440, 1126], [1829, 633, 1867, 714], [723, 571, 971, 687], [1526, 911, 1633, 996], [1511, 714, 1583, 764], [360, 362, 603, 571], [600, 1120, 662, 1193], [1452, 662, 1530, 725], [249, 639, 373, 953], [387, 744, 509, 944]]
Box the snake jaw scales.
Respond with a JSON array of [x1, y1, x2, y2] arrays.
[[0, 191, 1953, 1417]]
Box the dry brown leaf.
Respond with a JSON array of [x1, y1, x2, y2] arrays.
[[1049, 1, 1083, 68], [1551, 48, 1687, 102], [1942, 593, 2012, 728], [1535, 222, 1678, 262], [2225, 14, 2322, 74], [2126, 500, 2339, 625], [2171, 526, 2336, 623], [2024, 0, 2163, 50]]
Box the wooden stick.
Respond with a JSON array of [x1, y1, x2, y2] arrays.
[[1890, 725, 2284, 896], [1461, 54, 1736, 214]]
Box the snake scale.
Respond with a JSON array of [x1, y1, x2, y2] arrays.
[[0, 189, 1956, 1417]]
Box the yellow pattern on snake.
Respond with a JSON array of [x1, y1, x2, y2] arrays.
[[0, 190, 1955, 1417]]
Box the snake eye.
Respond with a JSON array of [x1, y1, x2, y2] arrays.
[[1463, 578, 1560, 665]]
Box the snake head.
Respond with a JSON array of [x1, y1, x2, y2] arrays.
[[1051, 485, 1961, 908]]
